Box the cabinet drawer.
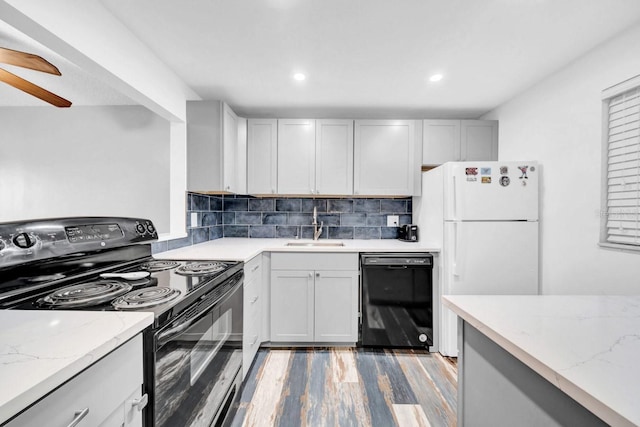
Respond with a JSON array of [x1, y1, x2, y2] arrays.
[[7, 334, 143, 427], [271, 252, 358, 271], [244, 255, 263, 284]]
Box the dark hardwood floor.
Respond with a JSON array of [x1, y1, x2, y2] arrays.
[[229, 348, 457, 427]]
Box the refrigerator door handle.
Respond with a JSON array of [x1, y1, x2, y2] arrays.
[[452, 222, 460, 277], [452, 175, 458, 220]]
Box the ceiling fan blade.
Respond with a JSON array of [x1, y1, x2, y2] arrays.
[[0, 47, 61, 75], [0, 68, 71, 107]]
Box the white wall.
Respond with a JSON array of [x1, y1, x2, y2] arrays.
[[482, 23, 640, 294], [0, 106, 171, 233]]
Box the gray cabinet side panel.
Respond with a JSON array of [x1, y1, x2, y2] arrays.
[[460, 322, 607, 427]]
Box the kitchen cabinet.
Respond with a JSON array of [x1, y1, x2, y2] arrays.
[[187, 101, 246, 194], [422, 119, 498, 165], [242, 254, 263, 378], [315, 119, 354, 195], [6, 334, 145, 427], [247, 119, 278, 194], [270, 253, 358, 343], [354, 120, 416, 195], [277, 119, 316, 194], [268, 119, 354, 195]]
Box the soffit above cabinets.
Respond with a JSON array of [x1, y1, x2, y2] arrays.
[[0, 19, 134, 107]]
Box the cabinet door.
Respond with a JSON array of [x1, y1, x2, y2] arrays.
[[316, 119, 353, 195], [354, 120, 415, 195], [314, 270, 359, 342], [422, 119, 461, 165], [243, 256, 263, 378], [277, 119, 316, 195], [270, 270, 314, 342], [461, 120, 498, 161], [247, 119, 278, 194], [222, 103, 239, 192], [187, 101, 223, 192]]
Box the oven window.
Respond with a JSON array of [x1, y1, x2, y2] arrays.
[[154, 284, 242, 427], [190, 307, 232, 385]]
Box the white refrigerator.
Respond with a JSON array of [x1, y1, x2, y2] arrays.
[[414, 161, 539, 356]]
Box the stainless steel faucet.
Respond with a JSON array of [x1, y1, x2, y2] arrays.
[[312, 206, 323, 240]]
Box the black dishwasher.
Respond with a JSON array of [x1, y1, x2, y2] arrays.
[[360, 253, 433, 348]]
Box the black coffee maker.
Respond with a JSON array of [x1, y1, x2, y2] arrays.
[[397, 224, 419, 242]]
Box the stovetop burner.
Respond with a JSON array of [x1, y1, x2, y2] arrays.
[[176, 261, 229, 277], [112, 287, 181, 310], [140, 260, 180, 272], [36, 280, 133, 308]]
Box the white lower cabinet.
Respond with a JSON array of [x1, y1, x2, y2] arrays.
[[270, 253, 358, 344], [313, 270, 359, 342], [242, 255, 263, 378], [7, 334, 145, 427]]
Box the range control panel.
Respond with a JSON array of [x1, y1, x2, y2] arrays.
[[0, 217, 158, 268]]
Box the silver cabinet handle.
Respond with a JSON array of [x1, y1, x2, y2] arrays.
[[316, 272, 320, 278], [251, 335, 259, 345], [308, 272, 313, 278], [132, 394, 148, 411], [67, 408, 89, 427], [250, 296, 259, 304], [251, 264, 260, 272]]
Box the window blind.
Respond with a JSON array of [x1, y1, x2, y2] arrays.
[[606, 86, 640, 245]]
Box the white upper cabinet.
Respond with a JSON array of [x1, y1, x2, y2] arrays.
[[248, 119, 354, 195], [354, 120, 416, 196], [277, 119, 316, 195], [247, 119, 278, 194], [423, 119, 498, 165], [461, 120, 499, 161], [186, 101, 246, 194], [422, 119, 461, 165], [316, 119, 354, 195]]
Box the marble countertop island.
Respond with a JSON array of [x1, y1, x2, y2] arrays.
[[156, 237, 439, 262], [0, 311, 154, 425], [443, 295, 640, 427]]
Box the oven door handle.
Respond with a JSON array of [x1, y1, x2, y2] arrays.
[[156, 310, 209, 349], [155, 274, 243, 349]]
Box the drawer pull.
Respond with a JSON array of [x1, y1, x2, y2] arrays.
[[251, 335, 258, 345], [67, 408, 89, 427], [250, 296, 259, 304], [132, 394, 149, 411], [251, 264, 260, 272]]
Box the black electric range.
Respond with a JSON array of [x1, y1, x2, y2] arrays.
[[0, 217, 245, 427]]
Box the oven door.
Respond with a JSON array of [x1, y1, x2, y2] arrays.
[[151, 273, 243, 427]]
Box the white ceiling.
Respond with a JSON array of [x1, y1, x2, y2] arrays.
[[2, 1, 640, 117]]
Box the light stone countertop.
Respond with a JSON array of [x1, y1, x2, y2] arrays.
[[0, 311, 154, 425], [442, 295, 640, 427], [155, 237, 440, 262]]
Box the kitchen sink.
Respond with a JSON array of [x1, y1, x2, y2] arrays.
[[286, 240, 345, 247]]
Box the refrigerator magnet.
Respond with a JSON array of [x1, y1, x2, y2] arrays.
[[465, 167, 478, 176], [500, 176, 510, 187], [500, 166, 508, 175], [481, 176, 492, 184], [518, 166, 529, 179], [467, 176, 478, 182], [481, 167, 491, 175]]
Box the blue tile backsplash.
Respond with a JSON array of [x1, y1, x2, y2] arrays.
[[152, 193, 412, 254]]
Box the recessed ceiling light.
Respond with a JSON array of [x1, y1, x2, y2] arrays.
[[429, 74, 443, 82], [293, 73, 306, 81]]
